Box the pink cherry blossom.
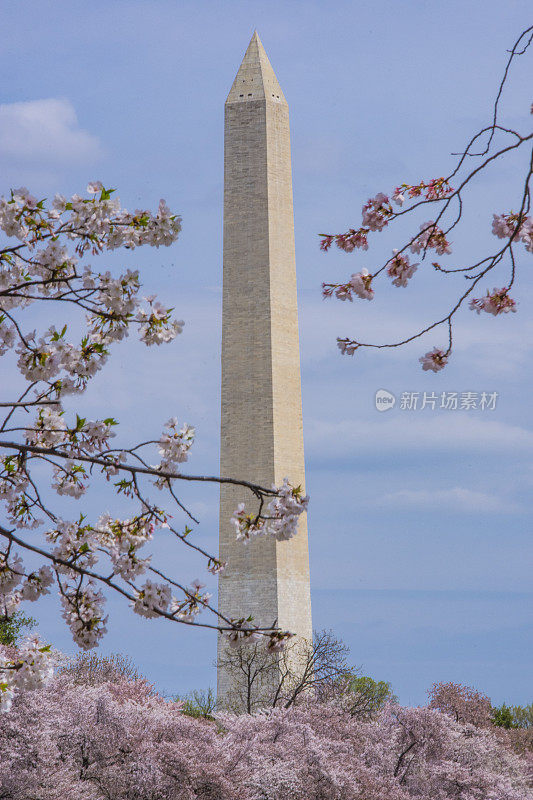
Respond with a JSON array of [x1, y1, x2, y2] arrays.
[[492, 212, 518, 239], [336, 337, 359, 356], [419, 347, 449, 372], [362, 192, 393, 231], [392, 187, 405, 205], [387, 250, 418, 287], [469, 288, 517, 315], [410, 222, 452, 256]]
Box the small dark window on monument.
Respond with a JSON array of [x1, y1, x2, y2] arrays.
[[248, 93, 252, 96], [276, 95, 279, 99], [239, 94, 244, 97]]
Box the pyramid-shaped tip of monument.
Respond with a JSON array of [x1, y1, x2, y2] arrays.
[[248, 30, 265, 52], [225, 31, 287, 105]]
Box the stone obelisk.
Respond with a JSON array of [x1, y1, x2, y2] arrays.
[[218, 31, 312, 701]]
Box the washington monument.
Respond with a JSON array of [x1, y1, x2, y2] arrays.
[[218, 31, 312, 700]]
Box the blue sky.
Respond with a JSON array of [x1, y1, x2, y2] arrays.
[[1, 0, 531, 706]]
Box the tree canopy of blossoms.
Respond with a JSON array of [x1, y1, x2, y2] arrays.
[[0, 183, 308, 707], [0, 673, 531, 799], [321, 26, 533, 371], [428, 680, 493, 727]]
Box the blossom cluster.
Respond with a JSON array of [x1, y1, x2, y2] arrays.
[[347, 269, 374, 300], [0, 462, 39, 530], [492, 212, 533, 252], [319, 180, 455, 254], [323, 268, 374, 301], [51, 460, 88, 498], [469, 288, 517, 316], [170, 579, 212, 623], [323, 249, 419, 305], [336, 338, 360, 356], [59, 580, 108, 650], [26, 407, 68, 448], [132, 580, 172, 619], [319, 227, 369, 253], [387, 250, 419, 287], [232, 479, 309, 543], [207, 557, 227, 575], [50, 184, 181, 253], [392, 177, 454, 205], [0, 636, 53, 712], [99, 514, 154, 579], [0, 185, 184, 401], [224, 622, 263, 649], [13, 406, 121, 510], [45, 514, 153, 581], [361, 192, 393, 231], [319, 192, 393, 254], [15, 326, 109, 393], [224, 623, 294, 652], [419, 348, 449, 373], [0, 552, 54, 620], [155, 417, 195, 487], [138, 297, 184, 346], [410, 222, 452, 256]]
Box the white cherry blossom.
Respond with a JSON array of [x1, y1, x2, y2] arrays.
[[349, 269, 374, 300], [132, 580, 172, 618], [232, 478, 309, 543], [60, 580, 108, 649]]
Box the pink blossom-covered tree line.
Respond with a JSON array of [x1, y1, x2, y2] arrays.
[[0, 672, 531, 799]]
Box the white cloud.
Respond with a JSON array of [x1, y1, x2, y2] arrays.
[[306, 414, 533, 459], [380, 486, 516, 513], [0, 98, 102, 164]]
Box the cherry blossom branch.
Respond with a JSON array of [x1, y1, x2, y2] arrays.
[[0, 401, 60, 407], [0, 439, 275, 494], [319, 25, 532, 371], [0, 524, 278, 637], [0, 183, 306, 685]]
